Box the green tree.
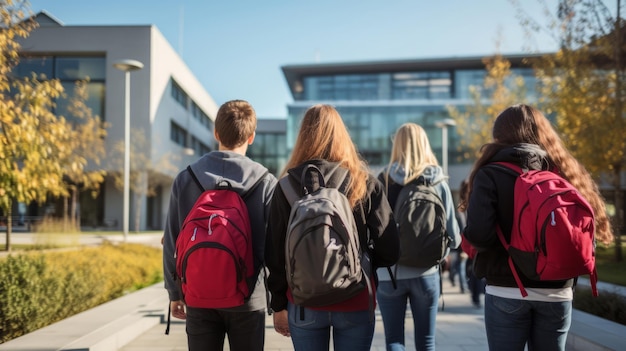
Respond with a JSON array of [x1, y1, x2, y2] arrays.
[[513, 0, 624, 259], [446, 52, 528, 160]]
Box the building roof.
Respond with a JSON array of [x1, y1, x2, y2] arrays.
[[32, 10, 64, 27], [281, 53, 546, 98]]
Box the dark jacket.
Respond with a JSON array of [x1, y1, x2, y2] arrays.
[[376, 164, 461, 280], [463, 143, 573, 289], [265, 159, 400, 312], [162, 151, 277, 312]]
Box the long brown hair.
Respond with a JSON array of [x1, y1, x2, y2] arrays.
[[282, 104, 368, 207], [462, 104, 613, 244]]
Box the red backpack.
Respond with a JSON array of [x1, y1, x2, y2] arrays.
[[494, 162, 598, 297], [175, 166, 267, 308]]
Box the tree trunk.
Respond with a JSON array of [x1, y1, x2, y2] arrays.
[[4, 207, 12, 252], [71, 186, 79, 230], [63, 196, 69, 231]]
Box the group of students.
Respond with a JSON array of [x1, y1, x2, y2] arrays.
[[162, 100, 613, 351]]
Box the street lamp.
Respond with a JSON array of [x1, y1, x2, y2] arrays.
[[113, 59, 143, 241], [435, 118, 456, 176]]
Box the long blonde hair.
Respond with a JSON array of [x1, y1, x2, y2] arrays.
[[385, 123, 439, 185], [282, 104, 368, 207]]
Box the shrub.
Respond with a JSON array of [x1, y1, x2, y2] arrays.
[[574, 286, 626, 326], [0, 243, 162, 343]]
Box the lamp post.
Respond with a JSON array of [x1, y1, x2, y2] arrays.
[[113, 59, 143, 241], [435, 118, 457, 176]]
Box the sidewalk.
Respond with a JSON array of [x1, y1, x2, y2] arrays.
[[120, 278, 487, 351], [1, 233, 623, 350]]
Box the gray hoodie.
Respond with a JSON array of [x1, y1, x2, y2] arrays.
[[377, 164, 461, 280], [162, 151, 277, 312]]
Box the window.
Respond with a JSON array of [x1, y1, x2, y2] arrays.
[[171, 79, 188, 108], [56, 57, 106, 80], [170, 121, 187, 147], [12, 55, 106, 121], [392, 71, 451, 100]]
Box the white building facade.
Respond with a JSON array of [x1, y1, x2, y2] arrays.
[[16, 12, 218, 231]]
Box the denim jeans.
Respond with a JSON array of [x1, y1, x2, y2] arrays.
[[484, 294, 572, 351], [287, 302, 375, 351], [376, 272, 440, 351], [185, 307, 265, 351]]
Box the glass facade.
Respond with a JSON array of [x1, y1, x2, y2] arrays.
[[12, 56, 106, 123], [247, 131, 288, 176], [287, 63, 536, 169]]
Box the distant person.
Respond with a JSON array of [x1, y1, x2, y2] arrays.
[[458, 179, 484, 307], [377, 122, 461, 351], [461, 104, 613, 351], [265, 104, 400, 351], [449, 181, 468, 294], [162, 100, 277, 351]]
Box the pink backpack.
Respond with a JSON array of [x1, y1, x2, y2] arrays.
[[494, 162, 598, 297]]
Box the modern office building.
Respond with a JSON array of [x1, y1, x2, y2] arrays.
[[14, 11, 218, 230], [247, 118, 288, 176], [281, 56, 539, 188]]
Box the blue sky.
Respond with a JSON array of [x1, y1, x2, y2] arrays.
[[28, 0, 558, 118]]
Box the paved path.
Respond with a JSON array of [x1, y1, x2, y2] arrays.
[[120, 278, 488, 351]]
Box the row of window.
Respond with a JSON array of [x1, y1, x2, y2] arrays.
[[171, 79, 213, 130], [170, 121, 211, 156], [301, 68, 536, 101], [287, 105, 469, 167]]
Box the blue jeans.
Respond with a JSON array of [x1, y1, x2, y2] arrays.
[[185, 307, 265, 351], [376, 273, 440, 351], [287, 302, 375, 351], [484, 294, 572, 351]]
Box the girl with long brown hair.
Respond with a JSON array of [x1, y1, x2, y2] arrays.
[[462, 104, 613, 351], [264, 104, 400, 351]]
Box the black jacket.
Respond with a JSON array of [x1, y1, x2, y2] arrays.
[[463, 144, 574, 289], [264, 159, 400, 312]]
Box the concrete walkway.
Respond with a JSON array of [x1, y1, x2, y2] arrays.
[[120, 278, 488, 351], [1, 233, 624, 350]]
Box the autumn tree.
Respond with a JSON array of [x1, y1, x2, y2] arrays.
[[0, 0, 70, 250], [513, 0, 625, 260], [0, 1, 107, 250], [446, 52, 529, 160]]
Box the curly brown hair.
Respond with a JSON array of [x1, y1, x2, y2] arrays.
[[461, 104, 613, 244]]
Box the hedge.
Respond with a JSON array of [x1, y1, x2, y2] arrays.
[[0, 243, 162, 343]]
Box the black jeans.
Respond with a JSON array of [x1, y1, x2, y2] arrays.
[[186, 307, 265, 351]]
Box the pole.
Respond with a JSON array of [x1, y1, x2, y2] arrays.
[[113, 59, 143, 241], [441, 125, 448, 175], [123, 70, 130, 241]]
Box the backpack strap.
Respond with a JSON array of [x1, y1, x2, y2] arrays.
[[496, 225, 528, 297], [187, 165, 204, 191]]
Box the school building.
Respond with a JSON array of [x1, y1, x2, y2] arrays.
[[13, 11, 218, 231], [280, 56, 539, 189]]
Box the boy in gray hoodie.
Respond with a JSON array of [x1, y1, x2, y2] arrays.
[[162, 100, 277, 351]]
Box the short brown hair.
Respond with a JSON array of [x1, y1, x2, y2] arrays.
[[214, 100, 256, 149]]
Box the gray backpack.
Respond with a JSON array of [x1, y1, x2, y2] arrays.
[[279, 164, 371, 307], [394, 177, 450, 268]]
